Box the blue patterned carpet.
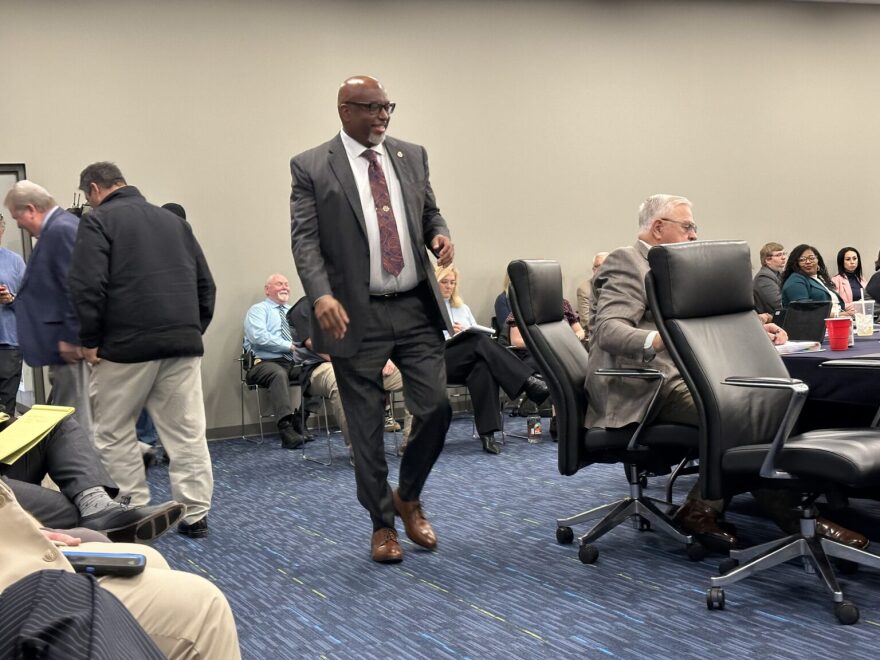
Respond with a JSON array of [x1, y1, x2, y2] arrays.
[[149, 418, 880, 659]]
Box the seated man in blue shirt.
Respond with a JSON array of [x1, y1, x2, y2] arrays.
[[243, 273, 309, 449], [244, 274, 409, 455]]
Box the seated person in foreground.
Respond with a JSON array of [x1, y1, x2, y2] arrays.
[[753, 241, 785, 320], [575, 251, 608, 350], [781, 244, 846, 315], [831, 246, 869, 314], [437, 265, 548, 455], [1, 415, 183, 542], [287, 293, 411, 464], [588, 193, 866, 551], [0, 480, 241, 659]]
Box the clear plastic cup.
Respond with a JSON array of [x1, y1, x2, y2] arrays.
[[854, 299, 875, 337]]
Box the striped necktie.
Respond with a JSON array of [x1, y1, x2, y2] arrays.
[[278, 305, 293, 361]]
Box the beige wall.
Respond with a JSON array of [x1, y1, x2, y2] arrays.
[[2, 0, 879, 435]]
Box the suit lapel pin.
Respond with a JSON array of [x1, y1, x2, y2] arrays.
[[397, 151, 403, 158]]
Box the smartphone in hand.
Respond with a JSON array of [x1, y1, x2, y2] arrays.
[[62, 551, 147, 577]]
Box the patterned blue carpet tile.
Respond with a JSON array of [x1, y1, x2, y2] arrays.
[[148, 418, 880, 659]]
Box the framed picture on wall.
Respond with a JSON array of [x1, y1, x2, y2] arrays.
[[0, 163, 47, 407]]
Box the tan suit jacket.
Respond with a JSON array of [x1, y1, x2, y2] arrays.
[[585, 241, 683, 428], [0, 480, 72, 591]]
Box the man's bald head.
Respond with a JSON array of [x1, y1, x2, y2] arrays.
[[337, 75, 393, 147], [337, 75, 384, 105]]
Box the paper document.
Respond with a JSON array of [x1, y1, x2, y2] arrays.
[[446, 324, 495, 346], [775, 341, 822, 355], [0, 405, 76, 465]]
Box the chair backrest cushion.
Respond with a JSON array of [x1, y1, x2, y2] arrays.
[[647, 240, 791, 499], [507, 259, 588, 475]]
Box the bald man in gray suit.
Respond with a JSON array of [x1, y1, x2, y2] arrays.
[[290, 75, 454, 563]]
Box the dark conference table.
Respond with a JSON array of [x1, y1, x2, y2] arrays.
[[782, 334, 880, 431]]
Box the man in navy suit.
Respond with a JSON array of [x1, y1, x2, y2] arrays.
[[291, 75, 454, 563], [3, 182, 91, 434]]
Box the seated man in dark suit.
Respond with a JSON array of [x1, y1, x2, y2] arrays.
[[2, 415, 183, 542], [753, 241, 786, 321]]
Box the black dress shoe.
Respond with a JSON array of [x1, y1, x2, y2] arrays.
[[80, 500, 185, 543], [673, 499, 736, 551], [178, 515, 209, 539], [520, 375, 550, 406], [480, 433, 502, 455], [279, 423, 305, 449]]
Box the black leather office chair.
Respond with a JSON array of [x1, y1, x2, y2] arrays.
[[646, 239, 880, 624], [506, 259, 700, 563]]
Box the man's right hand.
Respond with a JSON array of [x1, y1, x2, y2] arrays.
[[314, 295, 349, 340]]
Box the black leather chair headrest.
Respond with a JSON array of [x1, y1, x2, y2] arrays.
[[647, 240, 753, 319], [506, 259, 563, 325]]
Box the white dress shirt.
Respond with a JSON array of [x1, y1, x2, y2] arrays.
[[340, 130, 418, 294]]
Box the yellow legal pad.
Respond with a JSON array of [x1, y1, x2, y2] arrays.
[[0, 405, 76, 465]]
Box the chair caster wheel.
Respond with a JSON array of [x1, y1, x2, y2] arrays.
[[686, 541, 707, 562], [556, 526, 574, 544], [706, 587, 725, 610], [578, 544, 599, 564], [637, 518, 651, 531], [834, 601, 859, 625], [718, 557, 739, 575]]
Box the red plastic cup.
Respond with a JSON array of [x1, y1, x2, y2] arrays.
[[825, 317, 851, 351]]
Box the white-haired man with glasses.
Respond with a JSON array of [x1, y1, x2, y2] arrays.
[[586, 194, 868, 553]]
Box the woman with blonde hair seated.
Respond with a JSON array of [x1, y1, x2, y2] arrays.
[[436, 264, 548, 455]]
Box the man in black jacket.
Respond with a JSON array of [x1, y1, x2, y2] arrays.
[[69, 162, 216, 538]]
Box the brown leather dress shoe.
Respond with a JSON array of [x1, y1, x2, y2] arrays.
[[816, 517, 870, 550], [371, 528, 403, 563], [392, 488, 437, 549], [673, 498, 737, 550]]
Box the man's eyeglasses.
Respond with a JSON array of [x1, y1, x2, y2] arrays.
[[660, 217, 698, 234], [771, 251, 786, 258], [798, 255, 818, 264], [344, 101, 396, 115]]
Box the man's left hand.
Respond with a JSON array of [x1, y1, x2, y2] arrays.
[[431, 235, 454, 267], [82, 347, 101, 365], [58, 341, 84, 364]]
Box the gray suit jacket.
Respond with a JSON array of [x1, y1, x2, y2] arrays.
[[753, 265, 782, 314], [585, 241, 683, 428], [290, 134, 453, 357]]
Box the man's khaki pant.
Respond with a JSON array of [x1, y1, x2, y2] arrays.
[[308, 362, 410, 446], [90, 357, 213, 524]]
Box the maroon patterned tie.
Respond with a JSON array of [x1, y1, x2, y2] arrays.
[[362, 149, 405, 277]]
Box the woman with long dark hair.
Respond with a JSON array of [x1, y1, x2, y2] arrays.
[[831, 246, 868, 313], [781, 243, 845, 315]]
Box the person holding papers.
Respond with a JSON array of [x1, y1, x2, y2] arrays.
[[436, 265, 548, 454]]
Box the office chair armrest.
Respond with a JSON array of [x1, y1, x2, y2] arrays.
[[820, 359, 880, 369], [723, 376, 809, 480], [820, 360, 880, 427], [596, 368, 666, 451]]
